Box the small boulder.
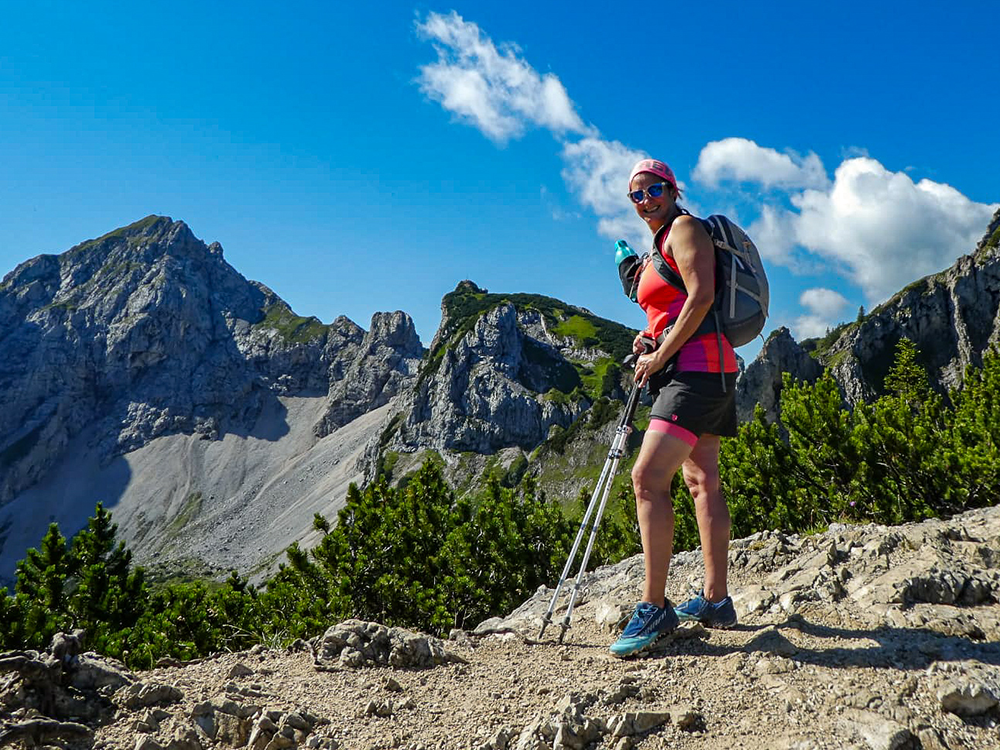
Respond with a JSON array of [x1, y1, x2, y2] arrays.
[[227, 662, 254, 679], [938, 679, 999, 716]]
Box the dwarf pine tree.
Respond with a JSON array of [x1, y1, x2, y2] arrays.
[[883, 338, 932, 405], [1, 505, 148, 652], [67, 503, 147, 654], [439, 474, 574, 631], [777, 370, 861, 524], [302, 465, 459, 630], [949, 346, 1000, 509], [0, 591, 17, 647], [849, 340, 943, 523], [722, 404, 813, 535], [9, 523, 73, 649]]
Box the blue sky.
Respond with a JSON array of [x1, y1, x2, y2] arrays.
[[2, 1, 998, 363]]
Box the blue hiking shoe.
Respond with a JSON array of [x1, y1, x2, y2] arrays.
[[609, 601, 679, 658], [674, 592, 737, 628]]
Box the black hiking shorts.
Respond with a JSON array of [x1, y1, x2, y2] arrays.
[[647, 369, 738, 439]]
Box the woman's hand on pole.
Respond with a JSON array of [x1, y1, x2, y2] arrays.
[[633, 349, 666, 388], [632, 333, 648, 357]]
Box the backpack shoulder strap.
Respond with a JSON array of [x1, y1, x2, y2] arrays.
[[649, 237, 685, 292]]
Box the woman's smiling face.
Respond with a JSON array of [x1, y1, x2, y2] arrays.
[[630, 171, 677, 234]]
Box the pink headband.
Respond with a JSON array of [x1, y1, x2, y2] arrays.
[[629, 159, 677, 188]]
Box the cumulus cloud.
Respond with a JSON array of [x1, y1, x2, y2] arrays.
[[768, 157, 997, 302], [700, 138, 998, 305], [560, 137, 651, 246], [415, 12, 653, 248], [693, 138, 828, 191], [415, 11, 591, 143], [793, 288, 850, 339], [747, 205, 797, 267]]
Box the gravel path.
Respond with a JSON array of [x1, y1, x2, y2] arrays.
[[7, 508, 1000, 750]]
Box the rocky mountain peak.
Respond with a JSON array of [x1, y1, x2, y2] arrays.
[[366, 310, 424, 358], [736, 327, 823, 422], [0, 218, 425, 512], [974, 206, 1000, 257], [429, 279, 488, 355], [313, 310, 423, 437], [58, 215, 203, 282], [454, 279, 486, 295]]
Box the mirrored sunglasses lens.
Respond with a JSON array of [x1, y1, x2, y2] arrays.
[[628, 190, 644, 204], [647, 183, 665, 198]]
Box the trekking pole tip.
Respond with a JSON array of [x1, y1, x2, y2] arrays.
[[537, 614, 552, 641]]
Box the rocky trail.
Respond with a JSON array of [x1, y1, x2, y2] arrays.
[[4, 507, 1000, 750]]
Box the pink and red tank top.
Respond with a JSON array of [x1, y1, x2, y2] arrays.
[[636, 233, 738, 374]]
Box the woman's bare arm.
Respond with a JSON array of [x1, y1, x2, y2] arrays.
[[633, 215, 716, 386]]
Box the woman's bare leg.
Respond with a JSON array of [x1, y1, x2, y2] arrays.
[[631, 430, 695, 608], [681, 434, 730, 601]]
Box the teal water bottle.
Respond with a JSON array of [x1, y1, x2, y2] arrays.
[[615, 239, 640, 302], [614, 239, 637, 268]]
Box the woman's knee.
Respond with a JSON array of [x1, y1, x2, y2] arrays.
[[632, 464, 672, 510], [684, 468, 720, 503], [632, 461, 664, 497]]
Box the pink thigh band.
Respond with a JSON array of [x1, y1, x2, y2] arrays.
[[648, 418, 697, 447]]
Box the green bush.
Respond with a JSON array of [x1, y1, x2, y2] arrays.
[[719, 339, 1000, 531], [276, 465, 582, 633]]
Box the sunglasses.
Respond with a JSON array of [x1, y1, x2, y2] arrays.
[[628, 182, 672, 204]]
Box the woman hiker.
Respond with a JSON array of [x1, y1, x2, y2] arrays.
[[609, 158, 740, 658]]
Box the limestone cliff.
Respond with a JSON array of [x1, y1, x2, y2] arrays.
[[360, 281, 637, 492], [735, 327, 823, 423]]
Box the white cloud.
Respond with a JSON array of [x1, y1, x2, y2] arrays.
[[704, 138, 998, 304], [748, 205, 797, 267], [748, 206, 828, 276], [793, 287, 850, 339], [559, 137, 649, 246], [415, 13, 651, 248], [693, 138, 828, 191], [776, 157, 997, 302], [800, 288, 850, 317], [415, 11, 591, 143]]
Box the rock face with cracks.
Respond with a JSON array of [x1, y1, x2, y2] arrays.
[[4, 506, 1000, 749], [366, 296, 594, 474], [735, 327, 823, 423]]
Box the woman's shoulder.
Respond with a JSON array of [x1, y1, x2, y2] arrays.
[[667, 213, 713, 250], [672, 213, 705, 233]]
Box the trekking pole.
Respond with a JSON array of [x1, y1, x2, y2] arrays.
[[537, 353, 645, 643]]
